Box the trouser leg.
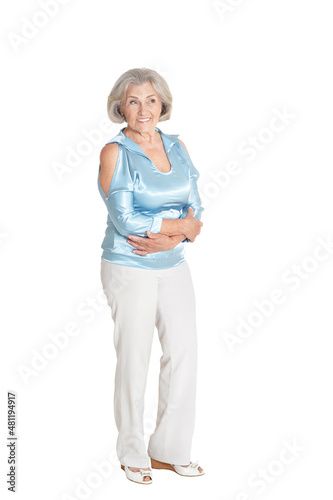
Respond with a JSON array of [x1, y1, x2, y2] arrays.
[[100, 260, 158, 468], [147, 261, 198, 464]]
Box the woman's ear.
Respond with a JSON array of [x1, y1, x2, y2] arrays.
[[118, 103, 124, 118]]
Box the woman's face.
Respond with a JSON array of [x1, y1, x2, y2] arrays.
[[120, 81, 162, 133]]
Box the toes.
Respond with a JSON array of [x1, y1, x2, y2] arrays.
[[127, 467, 152, 481], [143, 468, 152, 481]]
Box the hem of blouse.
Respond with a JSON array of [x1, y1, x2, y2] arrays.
[[101, 251, 186, 270]]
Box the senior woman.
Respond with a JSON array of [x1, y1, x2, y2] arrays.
[[98, 67, 205, 485]]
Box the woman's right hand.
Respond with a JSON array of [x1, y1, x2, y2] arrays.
[[183, 207, 203, 242]]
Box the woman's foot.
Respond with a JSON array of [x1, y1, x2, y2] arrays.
[[150, 458, 205, 476], [179, 462, 203, 473], [127, 467, 152, 482]]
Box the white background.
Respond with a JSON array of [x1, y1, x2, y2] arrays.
[[1, 0, 333, 499]]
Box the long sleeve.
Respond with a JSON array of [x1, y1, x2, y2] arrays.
[[177, 141, 204, 242], [98, 156, 163, 238]]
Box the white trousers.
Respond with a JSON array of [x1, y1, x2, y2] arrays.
[[100, 259, 198, 468]]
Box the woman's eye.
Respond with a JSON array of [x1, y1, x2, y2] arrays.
[[149, 99, 156, 103], [130, 100, 137, 104]]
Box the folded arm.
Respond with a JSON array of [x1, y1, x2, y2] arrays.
[[98, 140, 203, 254], [159, 139, 204, 242], [99, 143, 164, 237]]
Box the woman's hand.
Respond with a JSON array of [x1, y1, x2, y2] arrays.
[[183, 207, 203, 242], [127, 231, 185, 255]]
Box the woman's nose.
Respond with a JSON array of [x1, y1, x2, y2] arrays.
[[138, 103, 148, 114]]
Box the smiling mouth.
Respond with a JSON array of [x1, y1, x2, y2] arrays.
[[137, 118, 151, 123]]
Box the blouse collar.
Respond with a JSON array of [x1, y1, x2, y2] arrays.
[[108, 126, 179, 154]]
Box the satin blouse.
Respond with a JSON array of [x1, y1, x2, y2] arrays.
[[97, 126, 204, 270]]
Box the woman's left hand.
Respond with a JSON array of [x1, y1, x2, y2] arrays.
[[126, 231, 183, 255]]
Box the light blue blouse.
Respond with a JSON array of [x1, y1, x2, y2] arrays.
[[97, 126, 204, 270]]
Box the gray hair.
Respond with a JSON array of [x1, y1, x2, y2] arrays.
[[107, 67, 173, 123]]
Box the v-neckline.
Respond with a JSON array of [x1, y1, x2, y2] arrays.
[[120, 127, 173, 175]]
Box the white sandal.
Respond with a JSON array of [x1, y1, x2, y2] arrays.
[[120, 464, 153, 484], [150, 458, 205, 476]]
